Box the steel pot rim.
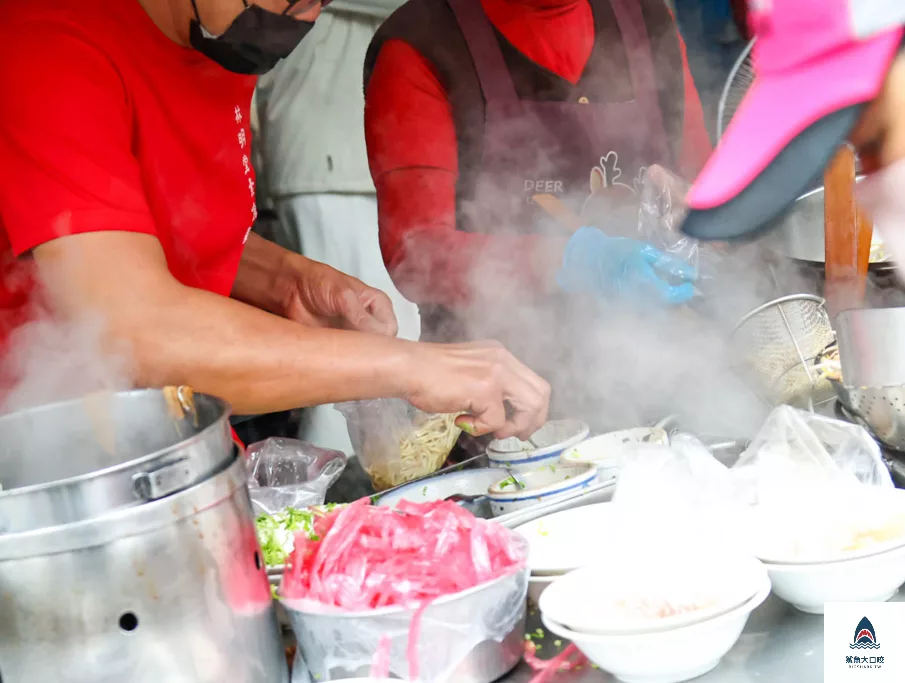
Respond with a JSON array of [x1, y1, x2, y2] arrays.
[[0, 389, 232, 501], [0, 450, 247, 560]]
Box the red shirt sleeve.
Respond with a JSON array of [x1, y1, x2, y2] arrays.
[[0, 19, 157, 258], [674, 26, 713, 179], [365, 39, 549, 308]]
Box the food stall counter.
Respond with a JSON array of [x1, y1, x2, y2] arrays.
[[502, 589, 905, 682]]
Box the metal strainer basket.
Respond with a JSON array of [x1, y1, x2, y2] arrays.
[[732, 294, 836, 408], [833, 383, 905, 452]]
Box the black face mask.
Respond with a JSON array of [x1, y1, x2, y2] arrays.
[[189, 0, 315, 75]]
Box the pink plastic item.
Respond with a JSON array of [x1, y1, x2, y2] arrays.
[[281, 499, 526, 609]]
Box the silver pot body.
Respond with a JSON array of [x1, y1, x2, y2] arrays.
[[0, 455, 289, 683], [767, 179, 892, 270]]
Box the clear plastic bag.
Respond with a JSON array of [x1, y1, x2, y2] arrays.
[[598, 442, 755, 625], [336, 400, 462, 491], [245, 437, 347, 516], [282, 501, 528, 682], [732, 406, 901, 562], [636, 166, 725, 285], [733, 405, 891, 499]]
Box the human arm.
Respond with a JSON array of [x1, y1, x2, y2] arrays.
[[365, 40, 695, 309], [365, 40, 566, 309], [232, 231, 398, 336], [32, 231, 548, 435], [675, 18, 713, 178]]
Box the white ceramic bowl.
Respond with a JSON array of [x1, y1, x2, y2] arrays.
[[487, 463, 598, 516], [560, 428, 669, 470], [374, 467, 508, 507], [542, 573, 771, 683], [538, 557, 768, 636], [527, 575, 556, 605], [487, 419, 590, 472], [514, 502, 615, 576], [763, 542, 905, 614]]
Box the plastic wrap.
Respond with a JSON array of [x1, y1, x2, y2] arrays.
[[336, 400, 462, 491], [636, 166, 724, 284], [593, 441, 755, 624], [732, 406, 904, 562], [733, 406, 890, 498], [246, 437, 347, 516], [281, 500, 528, 682]]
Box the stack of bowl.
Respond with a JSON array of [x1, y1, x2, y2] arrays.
[[513, 503, 615, 604], [538, 558, 771, 683]]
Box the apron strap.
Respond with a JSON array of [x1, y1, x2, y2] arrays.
[[605, 0, 671, 159], [447, 0, 520, 103]]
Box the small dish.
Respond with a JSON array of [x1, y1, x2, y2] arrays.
[[487, 419, 589, 472], [560, 428, 669, 470], [487, 463, 597, 516]]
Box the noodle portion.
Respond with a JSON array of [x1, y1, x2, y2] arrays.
[[364, 412, 463, 490]]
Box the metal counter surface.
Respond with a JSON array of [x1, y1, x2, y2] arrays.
[[501, 589, 905, 682]]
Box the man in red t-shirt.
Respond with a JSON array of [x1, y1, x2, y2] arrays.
[[0, 0, 549, 439]]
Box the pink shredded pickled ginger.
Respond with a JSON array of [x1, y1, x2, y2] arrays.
[[280, 499, 526, 609]]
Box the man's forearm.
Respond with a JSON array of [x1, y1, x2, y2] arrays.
[[34, 233, 413, 415], [129, 282, 413, 414], [231, 231, 297, 316]]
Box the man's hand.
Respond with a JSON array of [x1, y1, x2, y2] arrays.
[[279, 256, 399, 336], [401, 340, 551, 439], [233, 232, 398, 336]]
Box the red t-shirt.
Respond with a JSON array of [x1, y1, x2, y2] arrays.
[[0, 0, 258, 351], [365, 0, 712, 309]]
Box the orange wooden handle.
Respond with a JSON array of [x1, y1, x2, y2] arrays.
[[824, 146, 872, 315], [532, 194, 583, 234]]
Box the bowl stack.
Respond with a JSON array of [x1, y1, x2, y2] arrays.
[[537, 558, 771, 683]]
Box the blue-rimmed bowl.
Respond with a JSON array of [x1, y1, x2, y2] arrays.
[[486, 420, 590, 472], [373, 467, 507, 508], [487, 463, 598, 516]]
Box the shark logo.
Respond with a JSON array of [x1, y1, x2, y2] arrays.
[[851, 617, 881, 650]]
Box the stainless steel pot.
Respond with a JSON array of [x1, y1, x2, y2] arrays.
[[0, 388, 234, 532], [766, 181, 894, 271], [0, 453, 288, 683]]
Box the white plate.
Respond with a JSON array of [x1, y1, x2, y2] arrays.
[[514, 502, 614, 575], [538, 557, 767, 636]]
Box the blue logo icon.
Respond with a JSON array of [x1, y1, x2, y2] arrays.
[[851, 617, 881, 650]]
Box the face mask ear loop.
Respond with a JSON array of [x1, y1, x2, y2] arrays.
[[189, 0, 203, 21]]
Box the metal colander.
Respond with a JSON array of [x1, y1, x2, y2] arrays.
[[834, 384, 905, 452], [732, 294, 836, 408]]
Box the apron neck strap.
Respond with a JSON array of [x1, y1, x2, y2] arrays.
[[603, 0, 670, 154], [447, 0, 520, 103]]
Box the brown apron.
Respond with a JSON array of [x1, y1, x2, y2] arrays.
[[418, 0, 676, 428]]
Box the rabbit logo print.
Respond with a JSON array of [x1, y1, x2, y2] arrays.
[[580, 152, 647, 225]]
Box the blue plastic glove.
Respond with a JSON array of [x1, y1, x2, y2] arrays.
[[557, 227, 698, 306]]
